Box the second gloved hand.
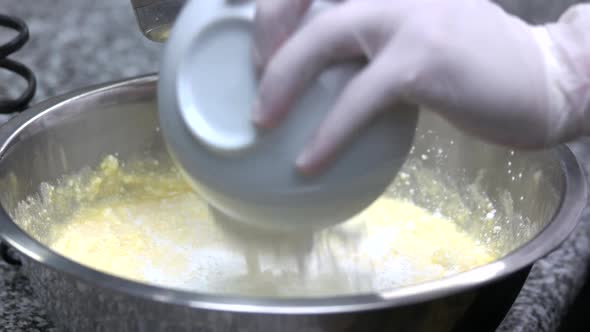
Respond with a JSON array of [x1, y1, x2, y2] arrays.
[[253, 0, 590, 175]]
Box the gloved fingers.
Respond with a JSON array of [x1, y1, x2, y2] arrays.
[[558, 3, 590, 24], [253, 0, 348, 72], [295, 48, 409, 175], [253, 4, 380, 129], [253, 0, 313, 72]]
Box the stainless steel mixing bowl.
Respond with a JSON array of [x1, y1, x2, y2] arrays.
[[0, 75, 586, 332]]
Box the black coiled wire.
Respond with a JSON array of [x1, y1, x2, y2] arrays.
[[0, 13, 36, 113], [0, 14, 34, 266]]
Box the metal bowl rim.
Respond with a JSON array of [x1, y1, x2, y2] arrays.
[[0, 75, 586, 315]]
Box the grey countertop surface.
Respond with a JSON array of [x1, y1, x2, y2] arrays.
[[1, 1, 590, 331]]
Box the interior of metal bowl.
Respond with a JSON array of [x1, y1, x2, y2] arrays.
[[0, 76, 584, 310]]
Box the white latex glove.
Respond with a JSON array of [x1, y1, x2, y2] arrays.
[[252, 0, 590, 175]]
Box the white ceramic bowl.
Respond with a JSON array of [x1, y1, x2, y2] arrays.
[[158, 0, 418, 231]]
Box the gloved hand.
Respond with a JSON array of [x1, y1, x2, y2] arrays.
[[252, 0, 590, 175]]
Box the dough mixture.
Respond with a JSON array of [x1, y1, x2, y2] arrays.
[[14, 155, 497, 297]]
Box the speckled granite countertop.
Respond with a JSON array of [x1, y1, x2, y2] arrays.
[[1, 1, 590, 331]]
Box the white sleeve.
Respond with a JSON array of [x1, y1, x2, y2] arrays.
[[545, 4, 590, 136]]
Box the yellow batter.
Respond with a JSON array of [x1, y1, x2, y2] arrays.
[[14, 155, 496, 297]]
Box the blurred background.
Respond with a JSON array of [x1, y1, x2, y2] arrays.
[[1, 0, 160, 103]]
